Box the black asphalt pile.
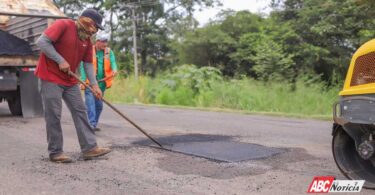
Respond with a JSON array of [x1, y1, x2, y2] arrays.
[[0, 30, 33, 56]]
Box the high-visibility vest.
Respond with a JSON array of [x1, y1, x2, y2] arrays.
[[86, 46, 114, 89]]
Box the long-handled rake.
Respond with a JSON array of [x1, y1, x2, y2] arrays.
[[68, 71, 163, 148]]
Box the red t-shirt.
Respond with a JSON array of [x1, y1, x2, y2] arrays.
[[35, 19, 93, 86]]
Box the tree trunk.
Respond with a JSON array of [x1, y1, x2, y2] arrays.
[[141, 49, 147, 75]]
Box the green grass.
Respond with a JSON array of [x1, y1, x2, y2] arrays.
[[105, 75, 340, 119]]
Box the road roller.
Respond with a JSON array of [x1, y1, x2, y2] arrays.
[[333, 39, 375, 188]]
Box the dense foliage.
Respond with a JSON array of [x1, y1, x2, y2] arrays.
[[54, 0, 375, 85]]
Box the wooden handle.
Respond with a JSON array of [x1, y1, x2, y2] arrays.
[[67, 70, 163, 148]]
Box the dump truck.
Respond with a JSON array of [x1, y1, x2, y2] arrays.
[[0, 0, 66, 117], [333, 39, 375, 189]]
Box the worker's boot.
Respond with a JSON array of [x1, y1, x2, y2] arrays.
[[83, 146, 111, 160], [50, 153, 73, 163]]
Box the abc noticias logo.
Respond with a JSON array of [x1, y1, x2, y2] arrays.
[[307, 176, 365, 193]]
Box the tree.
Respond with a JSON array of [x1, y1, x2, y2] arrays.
[[272, 0, 375, 84], [251, 38, 295, 83], [110, 0, 221, 75], [54, 0, 221, 76], [175, 24, 235, 75], [175, 11, 264, 76]]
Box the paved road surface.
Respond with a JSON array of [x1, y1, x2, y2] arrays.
[[0, 102, 372, 194]]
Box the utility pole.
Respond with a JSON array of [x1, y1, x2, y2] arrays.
[[132, 7, 139, 80]]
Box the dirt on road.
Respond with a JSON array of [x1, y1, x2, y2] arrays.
[[0, 102, 372, 194]]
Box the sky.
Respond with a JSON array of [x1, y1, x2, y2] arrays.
[[195, 0, 272, 26]]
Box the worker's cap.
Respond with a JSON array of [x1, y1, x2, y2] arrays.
[[96, 33, 109, 42], [81, 8, 104, 30]]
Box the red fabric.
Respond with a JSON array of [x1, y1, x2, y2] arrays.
[[35, 19, 93, 86]]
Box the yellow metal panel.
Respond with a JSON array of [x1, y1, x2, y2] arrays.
[[340, 85, 375, 96], [340, 39, 375, 96]]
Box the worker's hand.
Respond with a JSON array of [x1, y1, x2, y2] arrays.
[[58, 61, 70, 73], [112, 71, 117, 77], [92, 85, 103, 100], [80, 84, 85, 90]]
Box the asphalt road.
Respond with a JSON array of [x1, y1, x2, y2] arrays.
[[0, 102, 372, 194]]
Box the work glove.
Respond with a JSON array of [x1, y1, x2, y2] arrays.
[[92, 85, 103, 100]]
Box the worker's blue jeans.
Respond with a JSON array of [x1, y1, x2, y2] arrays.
[[84, 88, 104, 128]]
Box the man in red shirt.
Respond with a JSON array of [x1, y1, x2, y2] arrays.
[[36, 9, 111, 163]]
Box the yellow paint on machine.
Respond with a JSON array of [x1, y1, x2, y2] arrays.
[[340, 39, 375, 96]]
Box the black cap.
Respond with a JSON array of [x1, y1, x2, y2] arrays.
[[81, 8, 104, 30]]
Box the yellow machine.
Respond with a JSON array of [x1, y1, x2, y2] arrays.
[[333, 39, 375, 189]]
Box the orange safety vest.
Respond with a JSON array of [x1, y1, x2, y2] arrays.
[[86, 46, 114, 89]]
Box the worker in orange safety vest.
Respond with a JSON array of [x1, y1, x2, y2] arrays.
[[80, 33, 118, 131]]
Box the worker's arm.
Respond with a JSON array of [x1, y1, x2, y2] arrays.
[[82, 62, 98, 86], [36, 33, 65, 65], [79, 62, 87, 81], [84, 62, 101, 99], [81, 61, 101, 98], [38, 34, 97, 86], [109, 50, 118, 72]]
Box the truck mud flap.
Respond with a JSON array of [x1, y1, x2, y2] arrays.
[[19, 69, 44, 117]]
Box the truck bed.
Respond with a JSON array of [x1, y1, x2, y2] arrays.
[[0, 29, 37, 67], [0, 29, 33, 55], [0, 55, 38, 67]]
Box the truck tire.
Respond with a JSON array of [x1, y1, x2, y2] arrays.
[[7, 93, 22, 116]]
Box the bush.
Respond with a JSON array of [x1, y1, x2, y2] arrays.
[[105, 69, 340, 118], [161, 64, 223, 94]]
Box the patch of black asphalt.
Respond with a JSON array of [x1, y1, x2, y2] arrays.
[[0, 30, 33, 56], [132, 133, 233, 146], [155, 147, 316, 180], [122, 134, 315, 180], [131, 134, 286, 163]]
